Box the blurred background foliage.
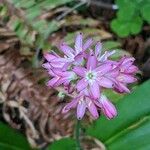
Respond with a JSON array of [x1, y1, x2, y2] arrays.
[[0, 0, 150, 150]]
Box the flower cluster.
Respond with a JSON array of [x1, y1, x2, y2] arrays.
[[43, 33, 138, 120]]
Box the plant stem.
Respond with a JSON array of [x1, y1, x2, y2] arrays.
[[75, 119, 82, 150]]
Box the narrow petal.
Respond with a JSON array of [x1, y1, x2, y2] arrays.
[[95, 42, 102, 57], [50, 62, 65, 68], [44, 53, 56, 62], [100, 95, 117, 119], [76, 78, 88, 91], [75, 32, 83, 54], [42, 62, 51, 69], [99, 50, 115, 62], [86, 98, 99, 119], [51, 58, 69, 63], [87, 55, 97, 70], [77, 99, 86, 120], [89, 82, 100, 99], [83, 38, 93, 51], [125, 66, 138, 74], [97, 77, 114, 88], [46, 77, 59, 87], [95, 63, 113, 75], [117, 74, 137, 83], [62, 98, 78, 113], [60, 42, 74, 58], [54, 77, 68, 86], [115, 82, 130, 93], [73, 66, 87, 77]]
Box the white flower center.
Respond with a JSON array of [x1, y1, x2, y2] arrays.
[[85, 70, 97, 84]]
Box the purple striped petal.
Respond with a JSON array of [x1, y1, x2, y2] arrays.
[[89, 82, 100, 99], [95, 42, 102, 57], [83, 38, 93, 51], [62, 98, 78, 113], [86, 98, 99, 119], [76, 78, 88, 91], [46, 77, 59, 87], [87, 55, 97, 70], [44, 53, 56, 61], [97, 77, 114, 88], [42, 62, 51, 69], [77, 99, 86, 120], [75, 32, 83, 54], [73, 66, 87, 77], [60, 42, 74, 57], [117, 74, 137, 83], [125, 66, 138, 74], [115, 82, 130, 93], [100, 95, 117, 119], [95, 63, 113, 75]]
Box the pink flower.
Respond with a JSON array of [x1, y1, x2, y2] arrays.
[[43, 32, 138, 120]]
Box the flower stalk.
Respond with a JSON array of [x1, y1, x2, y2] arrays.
[[75, 119, 82, 150]]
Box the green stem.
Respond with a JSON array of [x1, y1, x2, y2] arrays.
[[75, 119, 82, 150]]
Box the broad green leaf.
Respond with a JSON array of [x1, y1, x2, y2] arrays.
[[47, 138, 76, 150], [117, 3, 136, 21], [86, 80, 150, 149], [130, 16, 143, 34], [140, 4, 150, 23], [107, 116, 150, 150], [0, 122, 31, 150], [111, 19, 130, 37]]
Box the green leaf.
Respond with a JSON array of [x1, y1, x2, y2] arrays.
[[111, 19, 130, 37], [0, 122, 31, 150], [103, 41, 121, 50], [140, 4, 150, 23], [117, 3, 136, 21], [130, 16, 143, 34], [47, 138, 76, 150], [86, 80, 150, 149]]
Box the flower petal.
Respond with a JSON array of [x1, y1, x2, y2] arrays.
[[99, 50, 116, 62], [42, 62, 51, 69], [95, 63, 113, 75], [117, 74, 137, 83], [76, 78, 88, 91], [73, 66, 87, 77], [60, 42, 74, 58], [95, 42, 102, 57], [89, 82, 100, 99], [86, 98, 99, 119], [77, 99, 86, 120], [115, 82, 130, 93], [100, 95, 117, 119], [75, 32, 83, 54], [97, 77, 114, 88], [87, 55, 97, 70], [46, 77, 59, 87], [83, 38, 93, 51], [62, 98, 78, 113], [44, 53, 56, 62]]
